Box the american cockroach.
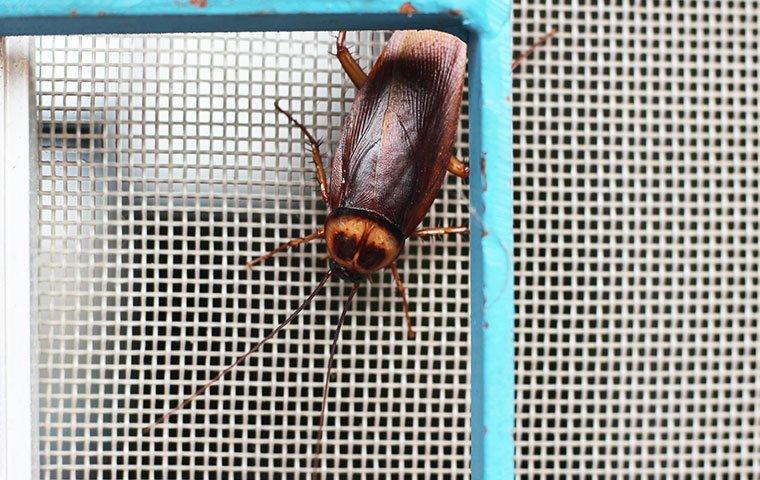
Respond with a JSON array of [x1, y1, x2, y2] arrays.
[[144, 28, 556, 475]]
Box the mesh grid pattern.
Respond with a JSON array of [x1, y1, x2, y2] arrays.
[[34, 32, 470, 478], [513, 1, 760, 477]]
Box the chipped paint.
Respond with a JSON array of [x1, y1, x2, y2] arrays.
[[189, 0, 207, 8], [398, 2, 417, 16], [479, 152, 487, 192]]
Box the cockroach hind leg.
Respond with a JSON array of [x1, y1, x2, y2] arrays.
[[390, 262, 415, 339], [245, 228, 324, 269], [335, 30, 368, 90], [336, 30, 346, 48]]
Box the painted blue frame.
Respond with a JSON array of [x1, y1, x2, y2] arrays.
[[0, 1, 514, 478]]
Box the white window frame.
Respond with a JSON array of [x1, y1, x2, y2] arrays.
[[0, 36, 35, 480]]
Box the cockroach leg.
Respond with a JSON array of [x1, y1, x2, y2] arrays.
[[336, 30, 368, 89], [312, 282, 362, 479], [246, 228, 325, 268], [511, 27, 558, 72], [447, 155, 469, 179], [390, 262, 415, 339], [449, 27, 557, 180], [274, 101, 330, 204], [411, 225, 469, 238]]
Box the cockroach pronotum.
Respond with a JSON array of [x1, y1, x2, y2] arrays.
[[144, 28, 557, 475]]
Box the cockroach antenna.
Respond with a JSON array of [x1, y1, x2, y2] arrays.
[[311, 281, 362, 479], [142, 269, 333, 433]]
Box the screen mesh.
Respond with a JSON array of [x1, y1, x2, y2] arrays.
[[34, 32, 470, 478], [513, 1, 760, 477]]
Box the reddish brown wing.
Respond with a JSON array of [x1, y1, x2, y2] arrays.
[[329, 30, 467, 237]]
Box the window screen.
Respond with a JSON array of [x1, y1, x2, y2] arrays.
[[34, 31, 471, 478], [513, 2, 760, 477]]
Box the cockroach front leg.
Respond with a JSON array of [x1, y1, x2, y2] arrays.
[[390, 262, 415, 339], [274, 102, 330, 204], [411, 225, 469, 238], [246, 228, 324, 268], [336, 30, 368, 89]]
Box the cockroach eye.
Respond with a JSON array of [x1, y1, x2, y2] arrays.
[[333, 232, 358, 260]]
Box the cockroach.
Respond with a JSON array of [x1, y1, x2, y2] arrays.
[[144, 28, 557, 476]]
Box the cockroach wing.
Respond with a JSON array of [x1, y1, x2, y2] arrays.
[[329, 30, 467, 237]]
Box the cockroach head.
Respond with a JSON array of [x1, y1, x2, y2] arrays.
[[324, 208, 404, 279]]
